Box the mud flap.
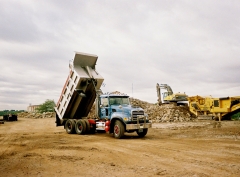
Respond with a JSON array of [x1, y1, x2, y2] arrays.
[[55, 112, 61, 126]]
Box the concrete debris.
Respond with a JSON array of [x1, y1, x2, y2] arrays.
[[17, 94, 196, 123], [17, 112, 55, 118], [130, 98, 197, 123], [87, 97, 196, 122]]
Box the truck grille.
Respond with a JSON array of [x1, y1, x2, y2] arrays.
[[132, 110, 144, 121]]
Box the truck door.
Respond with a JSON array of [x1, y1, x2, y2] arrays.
[[100, 97, 109, 119]]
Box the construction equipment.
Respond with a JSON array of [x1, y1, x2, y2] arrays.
[[3, 114, 18, 121], [55, 52, 151, 139], [156, 83, 188, 106], [188, 95, 240, 120]]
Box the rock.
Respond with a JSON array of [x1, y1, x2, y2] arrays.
[[17, 112, 55, 118]]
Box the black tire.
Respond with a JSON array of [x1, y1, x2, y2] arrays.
[[75, 120, 86, 135], [3, 115, 8, 121], [113, 120, 125, 139], [83, 119, 90, 133], [65, 119, 76, 134], [136, 128, 148, 137]]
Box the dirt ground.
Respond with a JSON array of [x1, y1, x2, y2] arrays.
[[0, 118, 240, 177]]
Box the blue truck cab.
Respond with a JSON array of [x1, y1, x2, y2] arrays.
[[96, 93, 152, 138]]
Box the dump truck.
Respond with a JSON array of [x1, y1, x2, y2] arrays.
[[156, 83, 188, 106], [188, 95, 240, 120], [55, 52, 151, 139]]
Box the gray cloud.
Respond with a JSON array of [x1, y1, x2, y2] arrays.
[[0, 0, 240, 110]]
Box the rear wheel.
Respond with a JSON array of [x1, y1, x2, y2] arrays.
[[75, 120, 86, 135], [136, 128, 148, 137], [83, 119, 90, 133], [113, 120, 125, 139], [65, 119, 76, 134]]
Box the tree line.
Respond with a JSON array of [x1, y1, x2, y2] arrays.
[[0, 110, 25, 116], [0, 100, 56, 116]]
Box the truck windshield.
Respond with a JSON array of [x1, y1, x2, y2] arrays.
[[109, 97, 130, 105]]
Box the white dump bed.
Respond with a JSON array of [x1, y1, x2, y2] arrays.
[[55, 52, 104, 120]]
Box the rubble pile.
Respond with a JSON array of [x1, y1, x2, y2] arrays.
[[130, 97, 196, 122], [129, 97, 152, 109], [86, 96, 196, 122], [17, 93, 196, 122], [87, 104, 96, 119], [17, 112, 55, 118], [145, 104, 196, 122]]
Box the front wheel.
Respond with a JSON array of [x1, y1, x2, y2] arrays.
[[136, 128, 148, 137], [113, 120, 125, 139]]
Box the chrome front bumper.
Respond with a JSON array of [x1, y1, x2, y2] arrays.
[[126, 123, 152, 130], [126, 115, 152, 130]]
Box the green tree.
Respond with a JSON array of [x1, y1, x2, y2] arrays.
[[232, 112, 240, 120], [36, 99, 56, 113]]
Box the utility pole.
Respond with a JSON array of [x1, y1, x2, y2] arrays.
[[132, 83, 133, 98]]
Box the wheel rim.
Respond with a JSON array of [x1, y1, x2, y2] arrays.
[[68, 123, 72, 130], [114, 125, 119, 135], [78, 124, 82, 131]]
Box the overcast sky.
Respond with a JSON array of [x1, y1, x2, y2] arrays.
[[0, 0, 240, 110]]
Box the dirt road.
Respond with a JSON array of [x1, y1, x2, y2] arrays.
[[0, 118, 240, 177]]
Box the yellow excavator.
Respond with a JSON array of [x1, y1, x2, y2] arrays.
[[156, 83, 188, 106]]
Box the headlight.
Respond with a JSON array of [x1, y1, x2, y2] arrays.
[[123, 117, 132, 121]]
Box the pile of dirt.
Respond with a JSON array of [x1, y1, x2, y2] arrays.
[[145, 104, 196, 122], [86, 96, 196, 122], [87, 104, 96, 119], [130, 97, 196, 122], [129, 97, 151, 109], [17, 92, 196, 122], [17, 112, 55, 118]]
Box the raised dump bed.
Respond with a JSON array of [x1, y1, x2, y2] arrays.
[[55, 52, 104, 126]]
